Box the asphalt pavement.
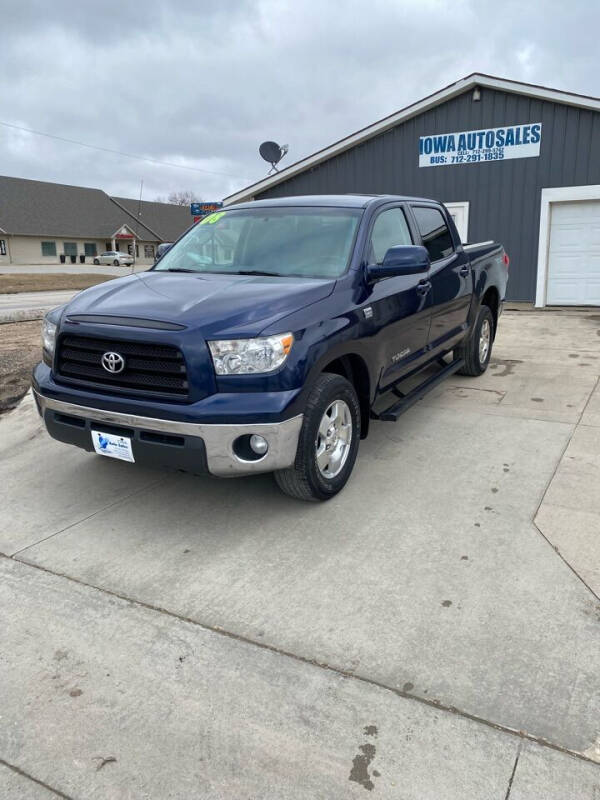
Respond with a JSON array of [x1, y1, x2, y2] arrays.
[[1, 310, 599, 799]]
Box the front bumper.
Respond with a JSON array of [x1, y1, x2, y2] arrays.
[[33, 389, 303, 477]]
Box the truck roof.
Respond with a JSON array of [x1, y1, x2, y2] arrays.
[[229, 194, 438, 210]]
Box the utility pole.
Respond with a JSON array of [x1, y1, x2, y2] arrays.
[[133, 178, 143, 273]]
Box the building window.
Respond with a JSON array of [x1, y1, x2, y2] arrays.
[[411, 206, 454, 262], [84, 242, 97, 257], [0, 239, 6, 256], [144, 245, 155, 258], [105, 242, 111, 251], [41, 241, 57, 257], [63, 242, 77, 256]]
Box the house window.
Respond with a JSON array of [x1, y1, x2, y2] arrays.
[[105, 242, 111, 251], [144, 244, 155, 258], [41, 241, 57, 257], [0, 239, 6, 256], [84, 242, 97, 257], [63, 242, 77, 256]]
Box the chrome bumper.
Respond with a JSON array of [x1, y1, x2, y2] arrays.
[[33, 390, 303, 477]]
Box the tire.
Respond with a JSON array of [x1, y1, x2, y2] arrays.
[[274, 373, 361, 501], [455, 304, 494, 376], [113, 259, 120, 266], [93, 258, 100, 265]]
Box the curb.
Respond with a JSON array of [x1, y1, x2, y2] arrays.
[[0, 308, 49, 324]]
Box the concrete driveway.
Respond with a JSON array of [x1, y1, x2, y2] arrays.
[[1, 310, 599, 799]]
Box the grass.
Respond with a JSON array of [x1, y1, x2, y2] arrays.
[[0, 273, 116, 294]]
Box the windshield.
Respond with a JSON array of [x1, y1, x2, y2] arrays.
[[154, 206, 362, 278]]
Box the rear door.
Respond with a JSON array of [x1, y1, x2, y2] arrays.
[[410, 204, 472, 353], [363, 204, 433, 392]]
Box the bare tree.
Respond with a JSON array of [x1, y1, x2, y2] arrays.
[[155, 190, 201, 206]]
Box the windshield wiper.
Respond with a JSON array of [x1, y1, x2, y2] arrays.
[[234, 270, 282, 277], [161, 268, 198, 273]]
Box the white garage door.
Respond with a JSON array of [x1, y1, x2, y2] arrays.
[[547, 200, 600, 305]]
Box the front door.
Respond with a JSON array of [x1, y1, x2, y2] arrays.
[[363, 205, 432, 392], [410, 204, 472, 354]]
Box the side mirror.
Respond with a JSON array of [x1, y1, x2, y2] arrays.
[[366, 245, 430, 282]]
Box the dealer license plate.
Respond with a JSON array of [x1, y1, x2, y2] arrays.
[[91, 430, 135, 462]]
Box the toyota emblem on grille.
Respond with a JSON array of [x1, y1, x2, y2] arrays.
[[101, 351, 125, 374]]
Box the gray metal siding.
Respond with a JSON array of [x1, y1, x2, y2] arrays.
[[256, 88, 600, 301]]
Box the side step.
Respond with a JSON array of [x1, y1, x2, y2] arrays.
[[373, 358, 465, 422]]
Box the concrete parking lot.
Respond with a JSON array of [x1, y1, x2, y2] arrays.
[[1, 310, 599, 799]]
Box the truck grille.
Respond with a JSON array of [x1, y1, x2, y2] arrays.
[[56, 335, 189, 397]]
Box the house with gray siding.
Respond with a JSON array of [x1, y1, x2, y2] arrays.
[[225, 74, 600, 305]]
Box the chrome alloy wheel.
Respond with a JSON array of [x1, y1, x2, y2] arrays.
[[479, 318, 491, 365], [315, 399, 353, 479]]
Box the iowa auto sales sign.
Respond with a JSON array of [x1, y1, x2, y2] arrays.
[[419, 122, 541, 168]]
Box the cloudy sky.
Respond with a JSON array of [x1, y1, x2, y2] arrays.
[[1, 0, 597, 203]]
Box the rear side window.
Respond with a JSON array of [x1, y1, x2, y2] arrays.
[[412, 206, 454, 262], [369, 207, 412, 264]]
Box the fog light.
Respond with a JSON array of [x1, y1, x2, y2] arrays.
[[249, 434, 268, 455]]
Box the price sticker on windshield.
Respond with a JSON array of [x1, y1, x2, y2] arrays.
[[200, 211, 226, 225]]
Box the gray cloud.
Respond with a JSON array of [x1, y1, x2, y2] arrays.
[[0, 0, 597, 203]]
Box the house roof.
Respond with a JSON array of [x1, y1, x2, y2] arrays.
[[224, 73, 600, 205], [111, 197, 192, 242], [0, 175, 191, 242]]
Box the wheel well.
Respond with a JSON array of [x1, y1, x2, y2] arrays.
[[322, 354, 371, 438], [481, 286, 500, 337]]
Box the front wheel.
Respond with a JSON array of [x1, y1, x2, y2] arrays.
[[274, 373, 360, 501], [455, 305, 494, 376], [93, 258, 100, 265]]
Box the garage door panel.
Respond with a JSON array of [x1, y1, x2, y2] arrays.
[[547, 280, 584, 305], [549, 225, 585, 250], [547, 199, 600, 306], [590, 225, 600, 247], [584, 278, 600, 303]]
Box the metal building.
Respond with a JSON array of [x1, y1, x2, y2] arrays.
[[225, 74, 600, 305]]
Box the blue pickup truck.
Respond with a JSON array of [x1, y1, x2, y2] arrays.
[[33, 195, 508, 501]]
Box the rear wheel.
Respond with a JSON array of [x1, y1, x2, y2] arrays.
[[113, 259, 120, 266], [274, 373, 360, 501], [455, 305, 494, 376]]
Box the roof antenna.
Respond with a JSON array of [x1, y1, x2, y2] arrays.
[[259, 141, 289, 175]]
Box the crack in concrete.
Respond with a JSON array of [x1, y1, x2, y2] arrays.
[[4, 552, 600, 770], [504, 742, 522, 800], [532, 374, 600, 604], [0, 756, 74, 799], [10, 478, 163, 558]]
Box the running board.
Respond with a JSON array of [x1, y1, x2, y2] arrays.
[[373, 358, 465, 422]]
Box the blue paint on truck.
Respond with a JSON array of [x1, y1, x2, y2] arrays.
[[33, 195, 508, 500]]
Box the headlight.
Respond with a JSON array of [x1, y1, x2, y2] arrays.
[[208, 333, 294, 375], [42, 317, 57, 356]]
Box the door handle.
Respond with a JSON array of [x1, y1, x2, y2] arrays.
[[416, 280, 431, 296], [459, 265, 470, 276]]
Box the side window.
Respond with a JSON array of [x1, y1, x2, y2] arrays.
[[369, 207, 412, 264], [412, 206, 454, 262]]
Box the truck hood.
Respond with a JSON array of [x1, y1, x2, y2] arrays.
[[64, 271, 336, 337]]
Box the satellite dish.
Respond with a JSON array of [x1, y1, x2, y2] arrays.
[[259, 141, 289, 174]]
